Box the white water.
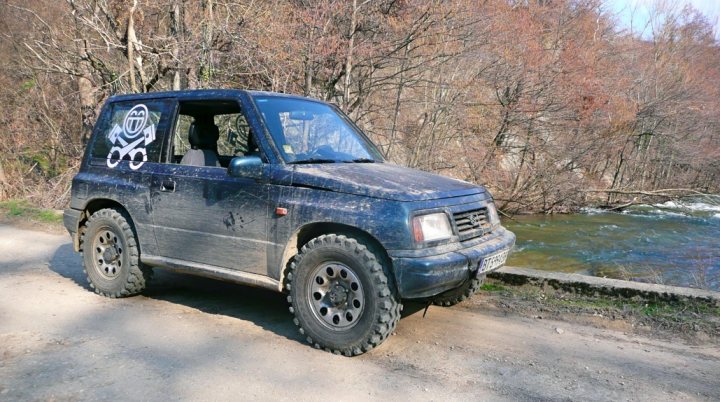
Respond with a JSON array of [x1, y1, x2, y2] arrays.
[[583, 198, 720, 219], [618, 198, 720, 219], [656, 200, 720, 213]]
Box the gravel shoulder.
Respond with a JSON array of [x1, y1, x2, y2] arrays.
[[1, 224, 718, 401]]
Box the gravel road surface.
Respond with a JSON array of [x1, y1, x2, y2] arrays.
[[1, 224, 718, 401]]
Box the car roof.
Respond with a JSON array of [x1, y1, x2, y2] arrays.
[[107, 89, 323, 104]]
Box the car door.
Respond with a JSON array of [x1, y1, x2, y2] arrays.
[[150, 166, 270, 274], [149, 103, 271, 275]]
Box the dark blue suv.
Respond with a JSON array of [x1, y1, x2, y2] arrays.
[[64, 89, 515, 355]]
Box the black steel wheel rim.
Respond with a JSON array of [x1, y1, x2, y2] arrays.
[[307, 262, 365, 331], [92, 228, 124, 280]]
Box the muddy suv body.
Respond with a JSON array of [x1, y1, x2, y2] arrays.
[[64, 89, 515, 355]]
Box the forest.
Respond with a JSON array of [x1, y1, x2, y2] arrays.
[[1, 0, 718, 213]]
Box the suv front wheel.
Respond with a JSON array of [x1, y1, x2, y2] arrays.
[[287, 234, 401, 356], [81, 208, 152, 298], [432, 273, 485, 307]]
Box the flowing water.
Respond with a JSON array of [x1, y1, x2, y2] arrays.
[[503, 196, 720, 291]]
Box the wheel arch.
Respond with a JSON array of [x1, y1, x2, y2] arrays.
[[78, 198, 139, 252], [277, 222, 396, 293]]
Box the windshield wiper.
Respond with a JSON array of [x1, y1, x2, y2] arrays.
[[344, 158, 376, 163], [288, 158, 338, 164]]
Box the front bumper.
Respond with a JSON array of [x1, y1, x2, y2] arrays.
[[388, 227, 516, 299]]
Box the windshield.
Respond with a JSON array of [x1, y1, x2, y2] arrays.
[[252, 96, 383, 164]]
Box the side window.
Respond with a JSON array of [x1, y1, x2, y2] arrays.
[[170, 101, 257, 167], [91, 100, 172, 170], [216, 113, 251, 157]]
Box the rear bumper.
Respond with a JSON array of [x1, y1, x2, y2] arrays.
[[389, 227, 515, 299], [63, 208, 83, 251]]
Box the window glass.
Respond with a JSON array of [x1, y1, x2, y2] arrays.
[[277, 111, 370, 157], [91, 100, 171, 170], [171, 111, 254, 164], [254, 96, 382, 163], [216, 113, 251, 157]]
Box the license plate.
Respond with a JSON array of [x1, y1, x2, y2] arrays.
[[478, 249, 509, 273]]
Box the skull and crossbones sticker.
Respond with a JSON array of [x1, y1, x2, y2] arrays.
[[106, 104, 157, 170]]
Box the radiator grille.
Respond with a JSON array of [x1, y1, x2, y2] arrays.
[[453, 207, 491, 240]]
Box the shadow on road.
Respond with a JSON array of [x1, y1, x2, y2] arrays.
[[48, 243, 302, 344], [146, 270, 301, 343], [47, 242, 434, 348], [47, 243, 92, 291]]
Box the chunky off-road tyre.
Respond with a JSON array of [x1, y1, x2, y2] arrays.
[[286, 234, 401, 356], [81, 208, 151, 298], [432, 274, 485, 307]]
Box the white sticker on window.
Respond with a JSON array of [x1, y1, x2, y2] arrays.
[[106, 104, 157, 170]]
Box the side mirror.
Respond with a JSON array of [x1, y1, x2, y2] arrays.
[[228, 156, 264, 179]]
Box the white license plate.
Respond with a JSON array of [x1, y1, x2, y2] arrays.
[[478, 249, 509, 273]]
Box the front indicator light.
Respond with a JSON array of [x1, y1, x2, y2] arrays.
[[487, 203, 500, 225]]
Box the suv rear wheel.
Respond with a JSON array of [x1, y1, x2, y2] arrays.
[[81, 208, 152, 298], [286, 234, 401, 356]]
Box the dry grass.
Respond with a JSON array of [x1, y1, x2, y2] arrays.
[[0, 199, 63, 227]]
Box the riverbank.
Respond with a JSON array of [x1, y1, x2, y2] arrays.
[[482, 267, 719, 344]]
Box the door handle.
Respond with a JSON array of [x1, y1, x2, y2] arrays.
[[160, 179, 176, 192]]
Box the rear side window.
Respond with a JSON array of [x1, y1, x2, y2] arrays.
[[91, 100, 173, 170]]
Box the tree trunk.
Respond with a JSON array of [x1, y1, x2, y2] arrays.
[[610, 146, 626, 189], [201, 0, 214, 87], [385, 42, 410, 158], [77, 58, 96, 144], [171, 0, 182, 90], [0, 159, 8, 199], [127, 0, 138, 92], [343, 0, 358, 112], [187, 66, 198, 89]]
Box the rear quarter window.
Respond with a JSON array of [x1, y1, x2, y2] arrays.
[[90, 100, 173, 169]]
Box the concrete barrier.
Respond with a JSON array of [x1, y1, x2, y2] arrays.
[[489, 266, 720, 305]]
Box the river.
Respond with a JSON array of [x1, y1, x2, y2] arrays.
[[503, 196, 720, 291]]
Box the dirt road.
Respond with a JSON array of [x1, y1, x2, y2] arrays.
[[1, 224, 718, 401]]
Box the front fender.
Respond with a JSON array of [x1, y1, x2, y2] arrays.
[[283, 187, 410, 249]]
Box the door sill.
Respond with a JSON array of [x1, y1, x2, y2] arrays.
[[142, 255, 281, 292]]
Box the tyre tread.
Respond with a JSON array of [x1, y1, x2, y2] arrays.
[[432, 274, 485, 307], [80, 208, 152, 298], [286, 234, 401, 356]]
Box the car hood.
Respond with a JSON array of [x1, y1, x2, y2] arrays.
[[283, 163, 484, 201]]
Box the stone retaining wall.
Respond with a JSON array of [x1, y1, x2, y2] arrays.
[[489, 266, 720, 305]]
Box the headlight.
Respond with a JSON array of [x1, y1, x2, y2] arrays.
[[487, 203, 500, 225], [412, 212, 453, 242]]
